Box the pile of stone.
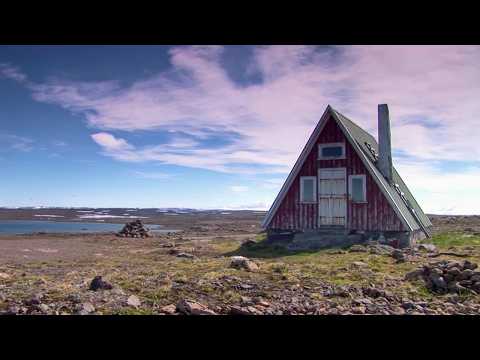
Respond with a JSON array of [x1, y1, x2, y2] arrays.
[[117, 220, 152, 238], [405, 259, 480, 294]]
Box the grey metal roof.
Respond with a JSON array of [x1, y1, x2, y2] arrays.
[[331, 108, 432, 233]]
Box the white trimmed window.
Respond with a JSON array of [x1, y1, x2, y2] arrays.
[[349, 174, 367, 203], [300, 176, 317, 203], [318, 142, 346, 160]]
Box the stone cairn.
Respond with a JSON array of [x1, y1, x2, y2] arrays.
[[117, 219, 152, 238], [406, 259, 480, 294]]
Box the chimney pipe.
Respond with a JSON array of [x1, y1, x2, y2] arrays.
[[378, 104, 393, 183]]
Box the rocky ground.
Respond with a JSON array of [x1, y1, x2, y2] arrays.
[[1, 213, 480, 315]]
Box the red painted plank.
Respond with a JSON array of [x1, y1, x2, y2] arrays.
[[270, 115, 404, 232]]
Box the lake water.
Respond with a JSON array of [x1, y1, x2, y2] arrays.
[[0, 220, 175, 235]]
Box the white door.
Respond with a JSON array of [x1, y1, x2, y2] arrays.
[[318, 168, 347, 226]]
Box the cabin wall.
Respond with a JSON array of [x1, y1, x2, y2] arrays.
[[269, 115, 406, 232]]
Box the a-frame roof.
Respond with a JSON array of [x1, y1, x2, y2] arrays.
[[262, 106, 432, 236]]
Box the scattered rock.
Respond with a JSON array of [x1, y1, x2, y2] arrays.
[[176, 252, 196, 259], [159, 304, 177, 314], [349, 244, 367, 252], [351, 306, 366, 314], [391, 249, 407, 262], [37, 303, 51, 314], [417, 244, 437, 252], [230, 256, 259, 272], [161, 242, 175, 248], [351, 261, 368, 268], [127, 295, 141, 308], [0, 272, 11, 280], [89, 276, 113, 291], [67, 293, 82, 304], [77, 302, 95, 315], [406, 260, 480, 294], [176, 299, 217, 315], [25, 293, 44, 306], [368, 244, 395, 256]]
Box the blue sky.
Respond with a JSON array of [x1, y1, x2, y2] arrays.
[[1, 45, 479, 213]]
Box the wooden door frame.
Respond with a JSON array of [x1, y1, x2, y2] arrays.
[[317, 167, 347, 227]]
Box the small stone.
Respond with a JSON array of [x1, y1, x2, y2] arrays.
[[352, 261, 368, 268], [417, 244, 437, 252], [391, 249, 405, 260], [159, 304, 177, 314], [255, 300, 271, 307], [26, 293, 44, 306], [0, 272, 12, 280], [161, 242, 175, 248], [447, 267, 461, 277], [38, 304, 51, 314], [67, 293, 82, 304], [230, 305, 254, 315], [127, 295, 141, 308], [89, 276, 113, 291], [78, 302, 95, 314], [176, 252, 196, 259], [405, 268, 424, 281], [352, 306, 366, 314], [176, 299, 217, 315], [111, 287, 126, 296], [349, 244, 367, 252], [390, 306, 406, 315], [230, 256, 259, 272], [431, 276, 447, 289], [458, 269, 474, 280]]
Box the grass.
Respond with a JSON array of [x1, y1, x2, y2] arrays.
[[429, 231, 480, 248], [3, 230, 480, 314]]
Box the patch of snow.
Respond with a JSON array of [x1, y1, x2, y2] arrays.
[[77, 214, 149, 219], [34, 214, 65, 218]]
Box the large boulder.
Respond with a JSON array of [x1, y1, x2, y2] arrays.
[[89, 276, 113, 291]]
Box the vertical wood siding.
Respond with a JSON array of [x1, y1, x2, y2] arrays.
[[270, 115, 406, 232]]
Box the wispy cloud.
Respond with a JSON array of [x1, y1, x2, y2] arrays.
[[7, 45, 480, 170], [52, 140, 68, 147], [0, 63, 27, 83], [0, 133, 34, 152], [230, 185, 249, 192], [132, 171, 172, 180], [4, 46, 480, 213]]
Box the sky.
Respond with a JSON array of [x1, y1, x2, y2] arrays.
[[0, 45, 479, 214]]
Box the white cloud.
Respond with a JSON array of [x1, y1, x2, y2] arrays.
[[396, 160, 480, 215], [91, 132, 133, 152], [132, 171, 172, 180], [4, 46, 480, 213], [230, 185, 249, 192]]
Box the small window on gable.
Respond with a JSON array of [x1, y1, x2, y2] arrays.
[[300, 176, 317, 203], [318, 143, 345, 160], [349, 175, 367, 203]]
